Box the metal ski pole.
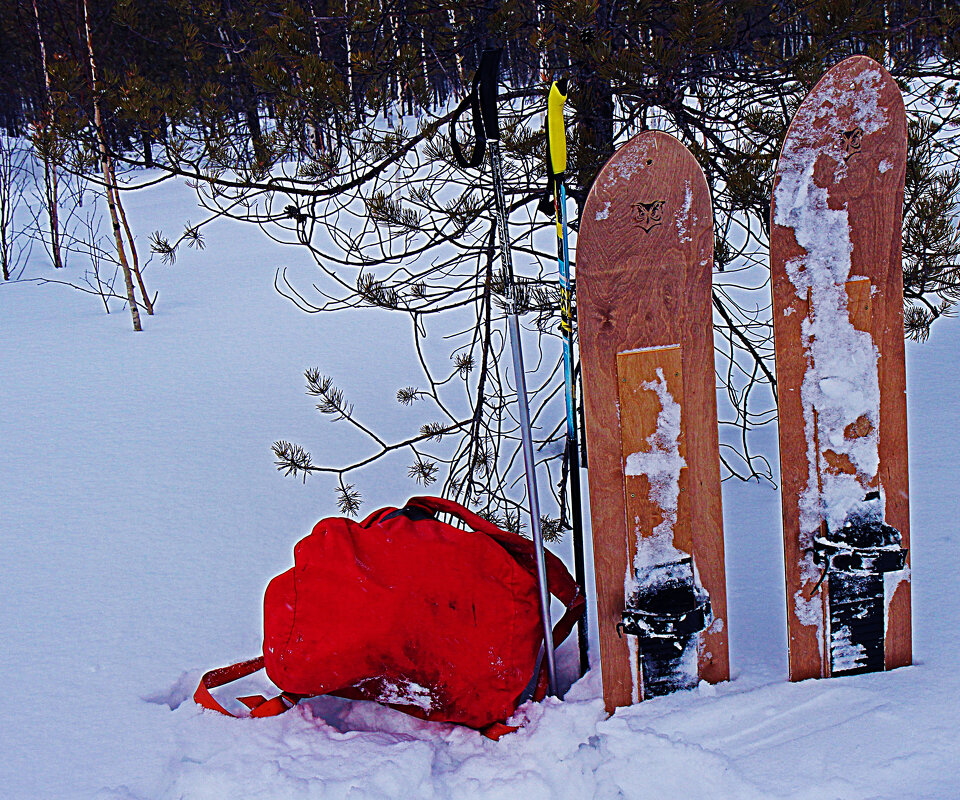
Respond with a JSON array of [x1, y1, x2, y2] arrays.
[[450, 48, 559, 696], [542, 78, 589, 677]]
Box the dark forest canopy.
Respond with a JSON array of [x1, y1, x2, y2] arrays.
[[3, 1, 959, 176]]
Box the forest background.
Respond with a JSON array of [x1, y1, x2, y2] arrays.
[[2, 0, 959, 529]]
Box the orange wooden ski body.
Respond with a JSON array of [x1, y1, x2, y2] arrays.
[[578, 131, 728, 712]]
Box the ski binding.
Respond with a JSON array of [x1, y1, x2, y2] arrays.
[[812, 492, 908, 585], [811, 492, 908, 676], [618, 559, 711, 642]]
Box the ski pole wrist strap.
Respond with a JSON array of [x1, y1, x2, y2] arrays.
[[449, 94, 484, 169], [449, 48, 502, 169]]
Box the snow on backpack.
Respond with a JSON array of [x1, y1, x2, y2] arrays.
[[195, 495, 585, 738]]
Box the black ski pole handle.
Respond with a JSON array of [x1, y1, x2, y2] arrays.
[[449, 48, 502, 170], [476, 48, 501, 140]]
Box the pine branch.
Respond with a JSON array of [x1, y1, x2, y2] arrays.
[[336, 483, 363, 516], [408, 458, 439, 485], [272, 440, 314, 482]]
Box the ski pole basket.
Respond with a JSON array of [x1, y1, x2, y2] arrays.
[[617, 558, 711, 697], [812, 492, 908, 676]]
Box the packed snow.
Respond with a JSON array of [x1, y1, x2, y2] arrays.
[[2, 175, 959, 799]]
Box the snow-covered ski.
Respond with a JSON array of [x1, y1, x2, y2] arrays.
[[770, 55, 912, 680]]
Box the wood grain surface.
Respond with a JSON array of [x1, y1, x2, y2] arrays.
[[770, 56, 911, 681], [577, 131, 728, 712], [616, 347, 690, 562]]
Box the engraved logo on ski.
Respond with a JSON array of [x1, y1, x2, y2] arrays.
[[632, 200, 665, 232], [840, 127, 864, 160]]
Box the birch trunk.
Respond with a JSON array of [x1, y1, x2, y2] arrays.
[[82, 0, 142, 331], [32, 0, 63, 270], [112, 161, 153, 315]]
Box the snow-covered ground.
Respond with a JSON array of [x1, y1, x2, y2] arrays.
[[1, 179, 958, 799]]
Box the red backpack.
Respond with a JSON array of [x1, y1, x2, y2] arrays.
[[195, 496, 584, 738]]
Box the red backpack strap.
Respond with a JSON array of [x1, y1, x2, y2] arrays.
[[194, 656, 304, 718], [404, 495, 584, 607], [403, 495, 506, 535], [359, 506, 399, 527]]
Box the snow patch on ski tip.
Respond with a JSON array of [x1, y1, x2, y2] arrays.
[[601, 138, 655, 189], [676, 182, 694, 244], [595, 201, 611, 221], [773, 65, 886, 538], [777, 64, 889, 179]]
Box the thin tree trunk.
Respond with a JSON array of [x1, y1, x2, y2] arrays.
[[572, 0, 615, 202], [447, 9, 465, 87], [32, 0, 63, 270], [420, 26, 429, 113], [1, 141, 10, 280], [304, 0, 325, 156], [112, 161, 153, 315], [82, 0, 142, 331], [140, 127, 153, 167], [344, 0, 356, 116], [244, 100, 267, 164]]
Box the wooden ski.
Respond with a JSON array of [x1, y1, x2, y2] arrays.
[[578, 131, 729, 712], [770, 56, 911, 681]]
